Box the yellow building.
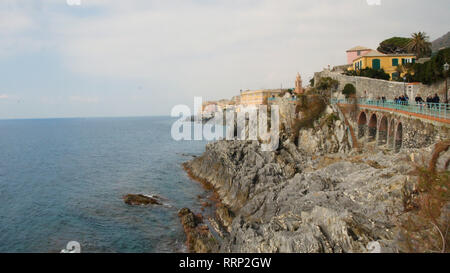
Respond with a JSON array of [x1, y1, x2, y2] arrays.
[[239, 89, 282, 107], [349, 50, 416, 80]]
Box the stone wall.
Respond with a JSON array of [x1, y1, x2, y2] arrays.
[[346, 107, 449, 152], [314, 69, 447, 101]]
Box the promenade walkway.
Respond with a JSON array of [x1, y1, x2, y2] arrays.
[[332, 98, 450, 125]]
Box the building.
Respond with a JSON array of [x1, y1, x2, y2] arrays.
[[349, 50, 416, 80], [201, 101, 218, 115], [216, 99, 235, 111], [239, 89, 283, 107], [201, 99, 235, 115], [231, 95, 240, 105], [346, 46, 372, 64], [294, 73, 304, 94]]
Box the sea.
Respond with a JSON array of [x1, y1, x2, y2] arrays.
[[0, 116, 212, 253]]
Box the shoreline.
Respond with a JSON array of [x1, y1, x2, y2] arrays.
[[178, 95, 449, 253], [181, 161, 233, 252]]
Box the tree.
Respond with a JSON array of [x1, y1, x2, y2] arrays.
[[316, 77, 339, 91], [406, 32, 432, 58], [377, 37, 411, 54], [394, 64, 414, 81], [410, 47, 450, 85], [342, 84, 356, 98]]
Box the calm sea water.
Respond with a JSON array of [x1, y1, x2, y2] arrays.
[[0, 117, 210, 253]]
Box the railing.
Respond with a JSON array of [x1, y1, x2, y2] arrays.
[[268, 97, 297, 101], [332, 98, 450, 121]]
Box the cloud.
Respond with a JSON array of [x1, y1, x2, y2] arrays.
[[366, 0, 381, 6], [0, 11, 33, 33], [0, 1, 53, 58], [57, 1, 364, 92], [0, 0, 449, 118], [69, 96, 99, 103]]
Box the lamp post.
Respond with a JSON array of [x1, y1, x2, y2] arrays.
[[403, 76, 407, 98], [444, 63, 449, 103]]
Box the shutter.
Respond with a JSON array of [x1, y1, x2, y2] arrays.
[[372, 59, 381, 70], [392, 58, 398, 66]]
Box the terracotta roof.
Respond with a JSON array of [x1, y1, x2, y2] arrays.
[[386, 53, 417, 57], [362, 50, 386, 57], [346, 46, 372, 52]]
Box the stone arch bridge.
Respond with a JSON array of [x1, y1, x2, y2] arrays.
[[334, 99, 449, 152]]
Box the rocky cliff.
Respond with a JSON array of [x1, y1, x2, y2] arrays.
[[182, 98, 448, 253]]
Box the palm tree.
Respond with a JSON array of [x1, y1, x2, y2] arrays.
[[406, 32, 432, 58]]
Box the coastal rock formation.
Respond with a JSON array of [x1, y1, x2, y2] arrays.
[[216, 204, 234, 233], [185, 136, 416, 252], [178, 208, 218, 253], [184, 140, 306, 213], [123, 194, 162, 206], [220, 151, 412, 253], [182, 97, 448, 253], [297, 106, 352, 155]]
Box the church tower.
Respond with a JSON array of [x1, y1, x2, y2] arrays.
[[294, 73, 304, 94]]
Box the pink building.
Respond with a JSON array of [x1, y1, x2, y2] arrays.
[[346, 46, 372, 64]]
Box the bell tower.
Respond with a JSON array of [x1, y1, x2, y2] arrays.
[[294, 73, 304, 94]]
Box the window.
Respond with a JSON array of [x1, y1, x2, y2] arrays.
[[392, 58, 399, 66], [402, 58, 414, 64], [357, 51, 361, 56], [372, 59, 381, 70]]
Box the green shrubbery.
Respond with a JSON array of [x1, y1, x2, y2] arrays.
[[322, 113, 339, 127], [291, 95, 327, 143], [344, 67, 391, 81], [342, 83, 356, 98], [400, 140, 450, 253], [316, 77, 339, 91]]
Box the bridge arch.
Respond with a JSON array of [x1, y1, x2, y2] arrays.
[[388, 119, 396, 149], [378, 116, 388, 146], [368, 114, 377, 142], [358, 112, 367, 139], [395, 122, 403, 153]]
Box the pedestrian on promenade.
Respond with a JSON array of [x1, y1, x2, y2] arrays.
[[415, 94, 423, 103], [433, 93, 440, 104], [415, 94, 424, 111], [426, 95, 433, 108]]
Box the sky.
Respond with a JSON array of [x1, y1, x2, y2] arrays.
[[0, 0, 448, 119]]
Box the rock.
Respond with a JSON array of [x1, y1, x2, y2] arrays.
[[201, 202, 212, 208], [182, 101, 443, 253], [178, 208, 219, 253], [123, 194, 162, 206], [296, 109, 351, 156], [216, 204, 234, 233]]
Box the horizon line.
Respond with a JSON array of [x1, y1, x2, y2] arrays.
[[0, 114, 174, 121]]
